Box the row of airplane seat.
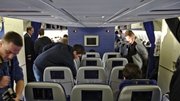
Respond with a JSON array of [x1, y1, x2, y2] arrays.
[[43, 66, 124, 96], [74, 57, 128, 82], [25, 79, 162, 101], [81, 52, 121, 62], [75, 57, 128, 68], [74, 52, 123, 70]]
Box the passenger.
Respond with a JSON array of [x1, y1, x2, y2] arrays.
[[114, 63, 142, 100], [169, 55, 180, 101], [114, 38, 120, 52], [115, 30, 126, 41], [33, 43, 86, 81], [34, 28, 52, 57], [0, 31, 24, 101], [124, 30, 148, 79], [89, 49, 96, 52], [50, 38, 54, 43], [24, 26, 35, 82], [122, 63, 142, 80], [149, 38, 161, 80], [63, 34, 68, 38], [61, 38, 68, 45]]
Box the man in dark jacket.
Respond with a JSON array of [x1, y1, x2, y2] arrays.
[[34, 28, 52, 57], [124, 30, 148, 79], [170, 55, 180, 101], [33, 43, 85, 81], [24, 26, 35, 82]]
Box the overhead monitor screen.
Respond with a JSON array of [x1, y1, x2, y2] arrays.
[[84, 36, 99, 46], [87, 38, 96, 45]]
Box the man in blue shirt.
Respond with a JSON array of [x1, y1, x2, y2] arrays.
[[0, 31, 24, 101]]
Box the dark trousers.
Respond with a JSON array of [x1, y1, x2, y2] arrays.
[[26, 60, 35, 82], [149, 56, 159, 80], [141, 58, 149, 79]]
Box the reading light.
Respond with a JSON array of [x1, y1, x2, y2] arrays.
[[73, 30, 77, 33], [106, 30, 110, 32]]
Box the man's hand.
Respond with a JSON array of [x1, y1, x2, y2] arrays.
[[13, 97, 20, 101], [0, 76, 10, 88], [28, 58, 31, 61]]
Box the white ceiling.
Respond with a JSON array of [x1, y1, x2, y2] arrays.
[[0, 0, 180, 27]]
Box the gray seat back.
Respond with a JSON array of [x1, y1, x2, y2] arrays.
[[109, 66, 124, 91], [117, 85, 162, 101], [25, 82, 67, 101], [43, 67, 74, 96], [105, 58, 128, 80], [82, 52, 100, 60], [80, 58, 102, 67], [102, 52, 121, 67], [77, 66, 106, 84], [71, 84, 113, 101]]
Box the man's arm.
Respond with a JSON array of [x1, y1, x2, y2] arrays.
[[136, 42, 148, 59], [13, 57, 24, 99], [63, 56, 77, 78], [15, 80, 24, 99]]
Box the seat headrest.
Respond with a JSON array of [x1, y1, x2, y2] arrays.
[[119, 79, 157, 91]]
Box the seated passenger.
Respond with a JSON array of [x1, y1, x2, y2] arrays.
[[113, 63, 142, 100], [89, 49, 96, 52], [33, 43, 86, 81], [122, 63, 142, 80]]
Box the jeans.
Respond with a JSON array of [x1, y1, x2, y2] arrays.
[[33, 64, 43, 82]]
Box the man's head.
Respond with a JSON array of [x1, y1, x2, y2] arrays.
[[89, 49, 95, 52], [61, 38, 68, 45], [115, 30, 118, 34], [124, 30, 135, 44], [0, 31, 23, 61], [38, 28, 44, 36], [118, 30, 122, 34], [26, 26, 34, 35], [72, 44, 85, 59], [63, 34, 68, 38], [123, 63, 142, 80]]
